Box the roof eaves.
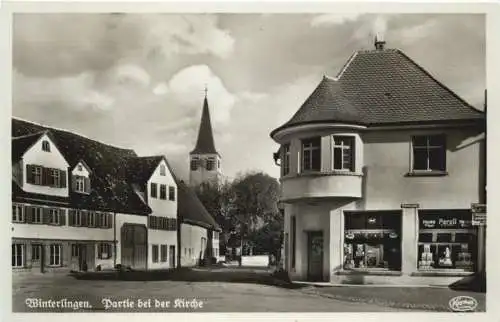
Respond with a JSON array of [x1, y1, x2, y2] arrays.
[[333, 51, 358, 80]]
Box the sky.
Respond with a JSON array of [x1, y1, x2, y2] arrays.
[[12, 13, 486, 181]]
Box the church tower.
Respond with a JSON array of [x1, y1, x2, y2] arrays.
[[189, 90, 222, 187]]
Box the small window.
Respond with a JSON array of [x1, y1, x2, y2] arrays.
[[88, 212, 95, 227], [74, 211, 82, 226], [301, 137, 321, 171], [152, 245, 159, 263], [412, 135, 446, 172], [12, 244, 25, 267], [12, 204, 24, 223], [150, 183, 158, 198], [282, 144, 291, 176], [332, 136, 355, 171], [206, 158, 215, 171], [160, 165, 166, 176], [168, 186, 176, 201], [100, 213, 109, 228], [32, 207, 43, 224], [74, 175, 87, 193], [71, 244, 80, 258], [42, 140, 50, 152], [190, 158, 200, 171], [50, 209, 60, 225], [160, 184, 167, 200], [97, 243, 112, 259], [33, 166, 42, 185], [49, 244, 62, 266]]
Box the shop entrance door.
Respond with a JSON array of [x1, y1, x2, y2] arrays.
[[307, 231, 324, 281]]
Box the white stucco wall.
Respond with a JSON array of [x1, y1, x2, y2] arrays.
[[21, 134, 70, 197], [180, 223, 208, 267], [71, 161, 90, 177]]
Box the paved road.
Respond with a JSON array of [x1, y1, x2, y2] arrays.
[[12, 274, 407, 312]]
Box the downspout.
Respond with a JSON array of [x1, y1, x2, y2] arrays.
[[113, 211, 117, 268]]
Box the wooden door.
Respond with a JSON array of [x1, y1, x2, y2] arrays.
[[121, 224, 148, 270], [307, 231, 324, 281]]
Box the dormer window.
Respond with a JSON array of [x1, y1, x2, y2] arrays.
[[42, 140, 50, 152], [301, 137, 321, 171], [190, 158, 199, 171], [73, 175, 90, 194], [160, 165, 166, 176], [332, 136, 355, 171]]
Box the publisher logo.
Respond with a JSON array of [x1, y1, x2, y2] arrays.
[[449, 296, 478, 312]]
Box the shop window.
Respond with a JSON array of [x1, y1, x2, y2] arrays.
[[343, 212, 402, 271], [417, 210, 476, 271], [301, 137, 321, 171]]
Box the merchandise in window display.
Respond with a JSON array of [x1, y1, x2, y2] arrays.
[[355, 244, 365, 268], [438, 246, 453, 267], [344, 244, 355, 269], [455, 244, 473, 269], [418, 243, 434, 269]]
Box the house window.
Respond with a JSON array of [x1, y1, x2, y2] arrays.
[[161, 245, 168, 262], [33, 166, 42, 185], [75, 176, 85, 193], [97, 243, 112, 260], [282, 144, 290, 176], [12, 244, 25, 267], [191, 158, 199, 171], [101, 213, 109, 228], [71, 244, 80, 258], [291, 216, 296, 269], [12, 204, 24, 223], [74, 211, 82, 226], [168, 186, 176, 201], [88, 212, 95, 227], [28, 207, 42, 224], [301, 137, 321, 171], [42, 140, 50, 152], [343, 212, 402, 271], [206, 158, 215, 171], [49, 244, 62, 266], [160, 184, 167, 200], [412, 135, 446, 171], [50, 209, 60, 225], [152, 245, 159, 263], [417, 210, 476, 271], [160, 165, 166, 176], [332, 136, 355, 171], [32, 244, 41, 261], [150, 183, 158, 198]]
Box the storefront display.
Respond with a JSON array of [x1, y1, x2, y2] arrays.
[[344, 212, 402, 271], [417, 210, 476, 271]]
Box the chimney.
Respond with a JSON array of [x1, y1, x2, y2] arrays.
[[374, 33, 386, 50]]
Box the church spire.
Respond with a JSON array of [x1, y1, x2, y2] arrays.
[[190, 90, 218, 155]]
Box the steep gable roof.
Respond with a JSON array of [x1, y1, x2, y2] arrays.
[[12, 118, 151, 215], [126, 155, 165, 186], [12, 131, 47, 161], [177, 180, 221, 231], [272, 48, 484, 136], [190, 97, 218, 155]]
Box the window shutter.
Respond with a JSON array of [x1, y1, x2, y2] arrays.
[[60, 170, 67, 188], [96, 213, 102, 228], [81, 211, 88, 226], [59, 209, 66, 226], [43, 208, 51, 224], [84, 178, 91, 193], [107, 213, 113, 228], [68, 209, 75, 226], [25, 206, 33, 223], [26, 165, 33, 184], [71, 175, 77, 192]]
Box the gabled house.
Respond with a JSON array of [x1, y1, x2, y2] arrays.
[[271, 39, 486, 285]]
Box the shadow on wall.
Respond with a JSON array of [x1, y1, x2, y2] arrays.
[[448, 271, 486, 293]]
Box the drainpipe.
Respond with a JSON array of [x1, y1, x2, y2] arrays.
[[113, 212, 117, 268]]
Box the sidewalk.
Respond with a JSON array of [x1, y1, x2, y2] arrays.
[[299, 285, 486, 312]]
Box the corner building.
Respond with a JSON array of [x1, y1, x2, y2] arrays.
[[271, 40, 486, 285]]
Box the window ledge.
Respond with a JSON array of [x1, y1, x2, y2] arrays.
[[283, 171, 363, 180], [411, 270, 473, 277], [336, 270, 402, 276], [405, 171, 448, 177]]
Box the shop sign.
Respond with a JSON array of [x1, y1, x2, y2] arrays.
[[471, 203, 486, 226], [420, 216, 472, 229]]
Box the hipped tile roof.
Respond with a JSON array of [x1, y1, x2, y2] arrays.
[[272, 48, 485, 136]]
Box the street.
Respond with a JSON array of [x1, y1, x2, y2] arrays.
[[13, 273, 407, 312]]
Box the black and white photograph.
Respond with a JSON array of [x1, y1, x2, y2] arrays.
[[6, 4, 491, 315]]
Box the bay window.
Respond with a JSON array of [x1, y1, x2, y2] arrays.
[[282, 144, 290, 176], [332, 136, 355, 171], [301, 137, 321, 171]]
